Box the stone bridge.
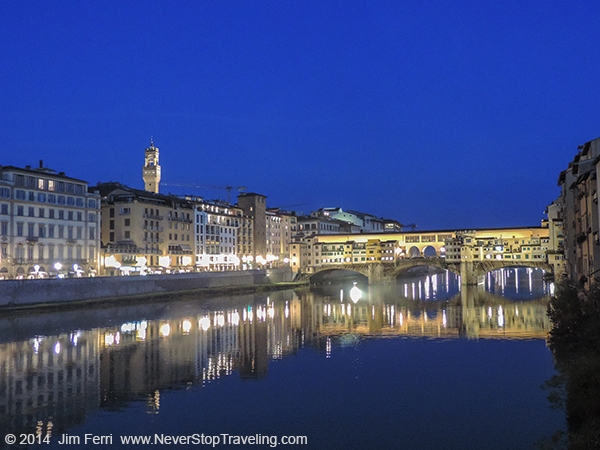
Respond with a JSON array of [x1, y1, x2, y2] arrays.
[[306, 258, 553, 285]]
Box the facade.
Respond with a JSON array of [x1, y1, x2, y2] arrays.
[[193, 199, 243, 271], [237, 192, 267, 264], [93, 182, 194, 275], [553, 136, 600, 284], [312, 207, 386, 233], [0, 163, 101, 279]]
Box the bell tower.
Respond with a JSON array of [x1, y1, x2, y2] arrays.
[[142, 139, 161, 193]]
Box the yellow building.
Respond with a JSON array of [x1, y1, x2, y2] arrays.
[[94, 182, 194, 275]]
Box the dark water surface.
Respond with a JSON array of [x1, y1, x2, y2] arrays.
[[0, 268, 564, 449]]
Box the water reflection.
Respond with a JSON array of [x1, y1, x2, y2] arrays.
[[0, 269, 552, 444]]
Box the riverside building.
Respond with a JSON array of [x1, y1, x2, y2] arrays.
[[93, 182, 194, 275], [0, 163, 101, 279]]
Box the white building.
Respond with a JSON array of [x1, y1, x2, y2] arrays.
[[0, 163, 101, 279], [193, 200, 241, 271]]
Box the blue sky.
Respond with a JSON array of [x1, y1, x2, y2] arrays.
[[1, 1, 599, 229]]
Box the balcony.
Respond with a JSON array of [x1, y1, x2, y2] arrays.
[[105, 243, 140, 254], [143, 225, 163, 231], [66, 239, 78, 244], [143, 213, 164, 220], [26, 236, 38, 243]]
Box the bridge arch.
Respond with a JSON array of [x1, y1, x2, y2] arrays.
[[308, 267, 369, 285], [408, 246, 420, 257], [423, 245, 437, 257]]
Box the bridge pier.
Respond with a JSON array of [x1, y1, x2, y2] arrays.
[[460, 261, 482, 286], [367, 264, 385, 285]]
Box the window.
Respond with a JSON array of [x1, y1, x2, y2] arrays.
[[48, 180, 55, 191], [28, 207, 34, 217], [48, 194, 56, 204], [17, 223, 23, 236], [89, 228, 95, 239], [77, 227, 82, 239], [48, 225, 55, 238], [0, 187, 10, 198], [120, 207, 130, 215], [38, 208, 45, 218], [124, 219, 130, 226], [1, 204, 8, 215], [37, 193, 46, 202], [0, 222, 7, 235], [28, 223, 34, 237], [77, 212, 82, 221], [58, 210, 64, 220], [28, 191, 34, 201], [39, 224, 45, 238], [49, 209, 55, 219], [15, 190, 25, 200], [75, 198, 83, 207], [88, 199, 96, 208], [109, 232, 114, 241], [67, 226, 73, 239], [89, 213, 96, 222], [58, 226, 64, 239], [109, 220, 114, 230], [67, 197, 74, 206], [58, 196, 65, 205], [109, 208, 114, 218], [124, 231, 130, 239], [68, 211, 73, 221], [17, 206, 24, 216]]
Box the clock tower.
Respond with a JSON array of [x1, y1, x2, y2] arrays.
[[142, 139, 161, 193]]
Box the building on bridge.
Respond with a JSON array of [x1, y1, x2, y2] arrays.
[[291, 226, 560, 284]]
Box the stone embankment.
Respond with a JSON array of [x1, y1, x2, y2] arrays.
[[0, 268, 302, 312]]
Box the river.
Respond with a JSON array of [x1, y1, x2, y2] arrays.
[[0, 268, 564, 449]]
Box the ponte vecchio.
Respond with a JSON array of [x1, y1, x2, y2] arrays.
[[293, 226, 562, 285]]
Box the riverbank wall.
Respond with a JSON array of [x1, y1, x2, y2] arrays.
[[0, 268, 296, 310]]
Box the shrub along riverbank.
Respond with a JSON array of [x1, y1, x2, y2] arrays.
[[545, 280, 600, 449]]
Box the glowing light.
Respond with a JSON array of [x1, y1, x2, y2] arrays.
[[159, 323, 171, 337], [159, 256, 170, 268], [182, 256, 192, 265], [231, 311, 240, 326], [350, 282, 362, 303], [54, 342, 61, 354], [216, 313, 225, 327], [182, 319, 192, 334], [54, 262, 63, 271], [104, 333, 115, 346], [498, 306, 504, 327], [199, 316, 211, 331]]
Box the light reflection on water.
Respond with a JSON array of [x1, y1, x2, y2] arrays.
[[0, 269, 561, 450]]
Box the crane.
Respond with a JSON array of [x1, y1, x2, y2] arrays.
[[162, 182, 247, 204]]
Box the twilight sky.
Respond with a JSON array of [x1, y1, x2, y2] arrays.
[[1, 1, 599, 230]]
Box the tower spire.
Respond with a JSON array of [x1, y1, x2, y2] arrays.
[[142, 140, 161, 193]]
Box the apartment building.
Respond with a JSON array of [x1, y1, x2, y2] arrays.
[[0, 163, 101, 279], [93, 182, 194, 275], [554, 137, 600, 284], [193, 199, 242, 271]]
